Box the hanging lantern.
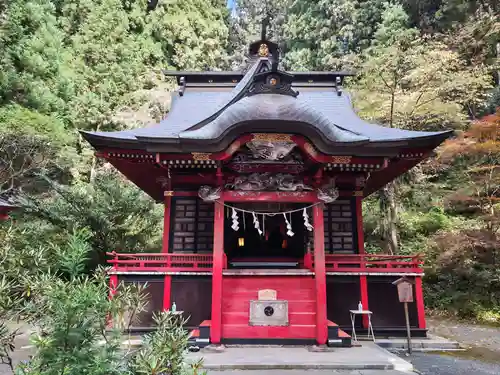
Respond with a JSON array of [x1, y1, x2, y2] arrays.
[[238, 237, 245, 247]]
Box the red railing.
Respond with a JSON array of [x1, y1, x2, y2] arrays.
[[302, 253, 423, 273], [107, 252, 214, 272], [108, 252, 423, 274]]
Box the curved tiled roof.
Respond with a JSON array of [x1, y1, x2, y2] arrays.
[[179, 94, 368, 143], [81, 53, 453, 152]]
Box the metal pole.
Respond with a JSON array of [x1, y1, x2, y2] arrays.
[[404, 302, 412, 355]]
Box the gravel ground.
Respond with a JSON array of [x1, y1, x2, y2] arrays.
[[427, 317, 500, 353], [396, 351, 500, 375], [2, 317, 500, 375]]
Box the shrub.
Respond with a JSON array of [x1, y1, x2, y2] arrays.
[[424, 229, 500, 321]]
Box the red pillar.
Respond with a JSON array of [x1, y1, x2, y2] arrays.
[[355, 196, 365, 254], [210, 201, 225, 344], [162, 196, 172, 253], [162, 196, 172, 311], [313, 204, 328, 345], [360, 275, 369, 328], [356, 196, 370, 328], [415, 276, 427, 329], [162, 275, 172, 311]]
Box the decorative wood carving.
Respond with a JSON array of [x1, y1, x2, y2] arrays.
[[192, 152, 211, 161], [228, 163, 305, 174], [226, 140, 241, 156], [157, 176, 170, 189], [198, 186, 222, 202], [228, 191, 262, 198], [247, 77, 299, 97], [225, 173, 313, 192], [317, 178, 339, 203], [355, 176, 366, 188], [302, 142, 318, 158], [330, 156, 352, 164], [251, 133, 292, 142], [275, 191, 311, 198], [246, 140, 296, 161]]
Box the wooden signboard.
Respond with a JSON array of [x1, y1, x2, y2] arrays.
[[396, 282, 413, 303], [258, 289, 277, 300], [392, 276, 414, 354]]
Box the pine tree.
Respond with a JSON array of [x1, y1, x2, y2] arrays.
[[228, 0, 289, 70]]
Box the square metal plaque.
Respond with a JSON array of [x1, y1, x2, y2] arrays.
[[249, 300, 289, 326]]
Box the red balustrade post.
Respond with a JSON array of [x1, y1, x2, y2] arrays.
[[415, 276, 427, 329], [304, 252, 313, 270], [313, 204, 328, 345], [210, 200, 225, 344], [109, 274, 118, 299]]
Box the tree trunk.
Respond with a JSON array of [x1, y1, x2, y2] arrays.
[[89, 123, 100, 184], [379, 89, 399, 254], [497, 42, 500, 86], [379, 181, 398, 254]]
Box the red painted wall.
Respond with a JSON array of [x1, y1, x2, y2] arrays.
[[222, 276, 316, 339]]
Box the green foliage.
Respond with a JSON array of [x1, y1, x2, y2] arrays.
[[424, 230, 500, 321], [0, 0, 77, 116], [132, 312, 201, 375], [355, 35, 492, 131], [372, 2, 418, 47], [0, 105, 75, 195], [398, 208, 452, 240], [0, 0, 498, 347], [229, 0, 289, 69], [16, 172, 163, 268], [283, 0, 356, 70], [150, 0, 229, 71], [7, 233, 197, 375]]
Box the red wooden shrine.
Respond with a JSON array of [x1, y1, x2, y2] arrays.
[[0, 198, 16, 221], [83, 38, 451, 346]]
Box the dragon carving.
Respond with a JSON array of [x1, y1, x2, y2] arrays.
[[317, 178, 339, 203], [198, 186, 222, 201], [225, 173, 313, 192]]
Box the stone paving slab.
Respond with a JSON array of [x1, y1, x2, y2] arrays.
[[376, 335, 461, 351], [205, 370, 413, 375], [186, 343, 414, 372]]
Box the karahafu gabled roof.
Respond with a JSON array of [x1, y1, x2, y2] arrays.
[[81, 39, 452, 156]]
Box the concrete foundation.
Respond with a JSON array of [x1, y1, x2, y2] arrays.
[[186, 343, 414, 372]]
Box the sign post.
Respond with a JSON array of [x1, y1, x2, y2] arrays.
[[392, 277, 414, 355]]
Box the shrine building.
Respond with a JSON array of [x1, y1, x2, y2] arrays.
[[0, 198, 17, 221], [82, 39, 453, 347]]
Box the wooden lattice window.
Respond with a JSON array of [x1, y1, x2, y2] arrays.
[[323, 199, 357, 253], [170, 198, 214, 253]]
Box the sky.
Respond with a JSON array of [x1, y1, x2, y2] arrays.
[[227, 0, 235, 9]]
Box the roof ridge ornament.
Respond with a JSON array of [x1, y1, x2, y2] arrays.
[[335, 76, 343, 96], [258, 43, 270, 57], [247, 70, 299, 98]]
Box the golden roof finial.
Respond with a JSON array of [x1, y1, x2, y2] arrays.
[[258, 43, 269, 57]]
